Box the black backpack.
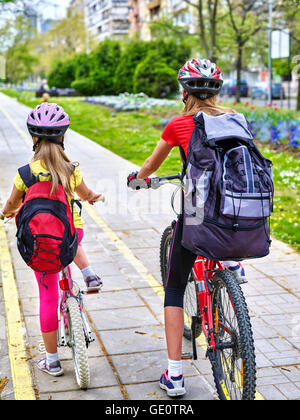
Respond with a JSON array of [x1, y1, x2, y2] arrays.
[[182, 112, 274, 261]]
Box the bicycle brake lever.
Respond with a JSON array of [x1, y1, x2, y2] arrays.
[[150, 178, 161, 190]]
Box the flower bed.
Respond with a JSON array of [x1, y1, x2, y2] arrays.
[[226, 102, 300, 150], [84, 92, 180, 112]]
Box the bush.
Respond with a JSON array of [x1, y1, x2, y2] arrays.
[[156, 39, 191, 73], [74, 53, 91, 80], [48, 58, 76, 88], [71, 78, 94, 95], [133, 51, 178, 98], [114, 41, 152, 94], [89, 40, 121, 95]]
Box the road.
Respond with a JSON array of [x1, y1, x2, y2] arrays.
[[0, 93, 300, 401], [221, 94, 297, 110]]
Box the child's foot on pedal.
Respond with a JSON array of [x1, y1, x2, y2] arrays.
[[37, 358, 64, 377], [85, 275, 103, 291], [227, 263, 248, 284], [160, 369, 186, 397]]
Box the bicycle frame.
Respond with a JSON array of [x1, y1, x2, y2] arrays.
[[192, 257, 224, 354], [57, 266, 94, 348]]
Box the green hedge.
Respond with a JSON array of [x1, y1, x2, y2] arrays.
[[48, 39, 191, 98], [133, 51, 178, 98]]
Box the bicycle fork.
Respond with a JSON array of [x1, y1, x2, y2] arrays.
[[57, 296, 95, 348]]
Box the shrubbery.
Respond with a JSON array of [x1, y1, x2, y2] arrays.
[[47, 39, 191, 98], [133, 51, 178, 98], [48, 58, 76, 89]]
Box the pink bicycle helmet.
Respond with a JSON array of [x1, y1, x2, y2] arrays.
[[27, 103, 70, 142], [178, 58, 223, 100]]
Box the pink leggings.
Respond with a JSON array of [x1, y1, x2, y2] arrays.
[[34, 228, 84, 333]]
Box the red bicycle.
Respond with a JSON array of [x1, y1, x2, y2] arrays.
[[150, 172, 256, 400]]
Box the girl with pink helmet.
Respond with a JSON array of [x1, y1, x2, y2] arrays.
[[1, 102, 102, 377]]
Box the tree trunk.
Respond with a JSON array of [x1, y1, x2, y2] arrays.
[[236, 43, 242, 103]]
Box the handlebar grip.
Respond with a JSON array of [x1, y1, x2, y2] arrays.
[[95, 195, 105, 203]]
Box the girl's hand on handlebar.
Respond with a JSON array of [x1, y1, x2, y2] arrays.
[[0, 210, 16, 219], [88, 194, 104, 205], [127, 171, 151, 190]]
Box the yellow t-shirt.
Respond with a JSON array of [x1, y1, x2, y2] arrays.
[[14, 160, 83, 229]]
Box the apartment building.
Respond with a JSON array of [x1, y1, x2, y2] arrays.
[[85, 0, 131, 41], [128, 0, 197, 40]]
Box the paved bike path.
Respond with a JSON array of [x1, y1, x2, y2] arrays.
[[0, 92, 299, 400]]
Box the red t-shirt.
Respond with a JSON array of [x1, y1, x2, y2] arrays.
[[161, 115, 195, 158]]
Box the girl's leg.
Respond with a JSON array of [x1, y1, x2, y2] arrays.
[[164, 306, 184, 361], [163, 216, 197, 367], [73, 228, 102, 290], [34, 271, 63, 376]]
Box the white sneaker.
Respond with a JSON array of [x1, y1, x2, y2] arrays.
[[227, 263, 248, 284]]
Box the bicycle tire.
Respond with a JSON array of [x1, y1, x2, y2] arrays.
[[66, 297, 90, 389], [160, 225, 201, 340], [210, 270, 256, 400]]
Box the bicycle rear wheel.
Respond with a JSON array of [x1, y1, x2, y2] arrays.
[[160, 225, 201, 340], [210, 270, 256, 400], [66, 297, 90, 389]]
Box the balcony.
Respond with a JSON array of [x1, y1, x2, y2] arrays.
[[147, 0, 161, 10]]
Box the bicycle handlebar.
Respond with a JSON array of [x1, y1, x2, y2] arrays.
[[149, 173, 182, 190], [0, 196, 105, 223]]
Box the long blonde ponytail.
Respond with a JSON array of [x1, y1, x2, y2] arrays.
[[32, 139, 76, 197], [182, 94, 235, 116]]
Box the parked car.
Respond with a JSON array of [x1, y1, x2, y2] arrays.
[[35, 87, 79, 98], [220, 79, 249, 97], [251, 83, 285, 100]]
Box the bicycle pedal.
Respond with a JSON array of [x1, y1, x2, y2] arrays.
[[181, 352, 193, 360], [85, 289, 100, 295]]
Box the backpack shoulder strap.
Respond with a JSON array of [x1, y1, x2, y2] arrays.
[[18, 164, 38, 189]]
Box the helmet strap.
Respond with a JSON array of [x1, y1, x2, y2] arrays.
[[182, 93, 189, 104]]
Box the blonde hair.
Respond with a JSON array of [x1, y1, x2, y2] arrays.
[[32, 138, 77, 197], [182, 94, 235, 116]]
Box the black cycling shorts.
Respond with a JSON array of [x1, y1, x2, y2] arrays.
[[164, 215, 197, 308]]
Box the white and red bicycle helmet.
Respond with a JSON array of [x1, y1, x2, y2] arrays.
[[178, 58, 223, 100]]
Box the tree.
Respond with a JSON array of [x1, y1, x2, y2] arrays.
[[31, 10, 93, 78], [48, 58, 76, 88], [151, 1, 222, 62], [88, 40, 121, 95], [4, 15, 37, 83], [275, 0, 300, 111], [225, 0, 268, 102], [183, 0, 221, 61], [114, 40, 151, 94], [133, 51, 178, 98]]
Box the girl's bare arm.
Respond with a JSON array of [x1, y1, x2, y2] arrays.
[[137, 139, 173, 179], [75, 179, 102, 204], [1, 186, 24, 217]]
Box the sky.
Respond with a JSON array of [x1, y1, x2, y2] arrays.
[[38, 0, 71, 20], [0, 0, 72, 22]]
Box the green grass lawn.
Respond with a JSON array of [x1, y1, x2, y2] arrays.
[[1, 88, 299, 252]]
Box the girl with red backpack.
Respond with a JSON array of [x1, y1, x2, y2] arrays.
[[1, 103, 102, 377]]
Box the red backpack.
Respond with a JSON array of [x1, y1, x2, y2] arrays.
[[16, 165, 78, 283]]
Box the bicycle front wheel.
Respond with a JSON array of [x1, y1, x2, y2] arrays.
[[210, 270, 256, 400], [66, 297, 90, 389]]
